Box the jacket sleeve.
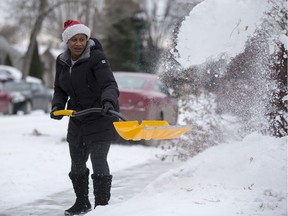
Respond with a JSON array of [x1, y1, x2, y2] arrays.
[[91, 51, 119, 109], [51, 57, 68, 110]]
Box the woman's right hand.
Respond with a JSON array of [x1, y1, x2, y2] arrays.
[[50, 106, 64, 120]]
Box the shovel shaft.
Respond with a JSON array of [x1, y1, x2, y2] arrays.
[[70, 108, 128, 121]]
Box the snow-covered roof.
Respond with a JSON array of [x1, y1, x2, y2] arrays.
[[0, 65, 41, 83], [11, 44, 62, 59]]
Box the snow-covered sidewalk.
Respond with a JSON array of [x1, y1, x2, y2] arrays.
[[2, 159, 181, 216], [0, 112, 166, 213]]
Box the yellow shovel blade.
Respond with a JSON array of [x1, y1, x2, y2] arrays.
[[113, 120, 191, 141], [53, 109, 191, 141]]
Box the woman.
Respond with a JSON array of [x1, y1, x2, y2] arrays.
[[50, 20, 119, 216]]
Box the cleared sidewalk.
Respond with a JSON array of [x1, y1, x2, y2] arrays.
[[0, 159, 181, 216]]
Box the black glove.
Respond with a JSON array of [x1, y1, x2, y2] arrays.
[[50, 106, 63, 120], [102, 101, 114, 116]]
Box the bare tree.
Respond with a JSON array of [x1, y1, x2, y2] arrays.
[[21, 0, 48, 80], [5, 0, 94, 80], [2, 0, 197, 78], [40, 0, 104, 47]]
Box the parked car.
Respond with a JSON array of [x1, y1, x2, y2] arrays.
[[0, 65, 41, 83], [0, 82, 13, 114], [3, 81, 52, 114], [113, 72, 179, 125], [0, 68, 14, 82]]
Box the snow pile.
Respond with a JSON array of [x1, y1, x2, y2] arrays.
[[175, 0, 270, 67], [91, 133, 287, 216]]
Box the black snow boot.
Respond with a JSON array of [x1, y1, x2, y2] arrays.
[[91, 173, 112, 208], [64, 169, 92, 216]]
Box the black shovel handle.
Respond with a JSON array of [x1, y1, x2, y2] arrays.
[[71, 108, 128, 121]]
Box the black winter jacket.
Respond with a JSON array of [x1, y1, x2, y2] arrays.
[[52, 38, 119, 143]]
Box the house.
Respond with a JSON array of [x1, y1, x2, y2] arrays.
[[0, 36, 23, 70], [0, 36, 63, 88], [11, 43, 62, 88], [39, 46, 62, 88]]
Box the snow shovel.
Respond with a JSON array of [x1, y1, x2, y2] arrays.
[[53, 108, 191, 141]]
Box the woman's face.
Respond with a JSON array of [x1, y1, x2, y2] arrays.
[[67, 34, 88, 60]]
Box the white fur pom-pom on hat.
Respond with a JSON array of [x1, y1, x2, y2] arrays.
[[61, 20, 91, 45]]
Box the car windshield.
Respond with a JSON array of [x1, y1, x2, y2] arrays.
[[115, 75, 147, 90], [5, 82, 30, 92]]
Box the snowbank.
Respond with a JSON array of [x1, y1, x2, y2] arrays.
[[90, 133, 287, 216]]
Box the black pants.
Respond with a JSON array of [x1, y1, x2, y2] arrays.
[[68, 137, 111, 176]]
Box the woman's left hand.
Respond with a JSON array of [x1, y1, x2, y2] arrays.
[[102, 101, 114, 116]]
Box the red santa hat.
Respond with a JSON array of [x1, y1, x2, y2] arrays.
[[61, 20, 91, 44]]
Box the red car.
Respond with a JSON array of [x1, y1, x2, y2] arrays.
[[113, 72, 178, 125], [0, 82, 12, 114]]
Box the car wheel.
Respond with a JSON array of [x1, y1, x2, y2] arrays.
[[23, 101, 32, 114]]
